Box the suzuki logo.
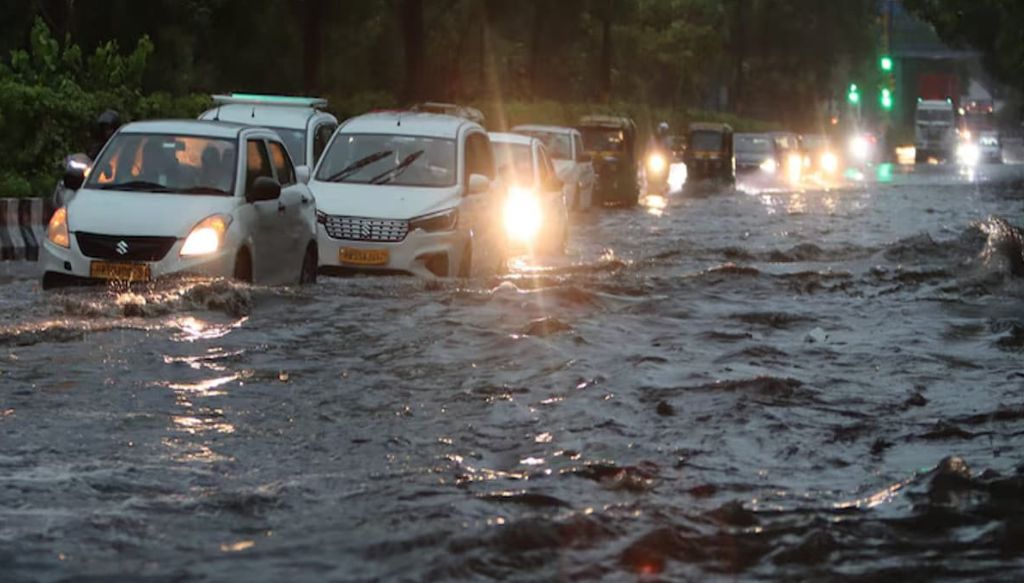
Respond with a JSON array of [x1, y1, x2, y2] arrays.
[[115, 240, 129, 255], [361, 223, 372, 238]]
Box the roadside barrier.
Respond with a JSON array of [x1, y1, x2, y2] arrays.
[[0, 199, 49, 261]]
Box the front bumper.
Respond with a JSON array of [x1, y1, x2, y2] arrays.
[[41, 235, 236, 286], [316, 224, 467, 278]]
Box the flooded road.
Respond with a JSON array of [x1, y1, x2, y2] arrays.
[[3, 161, 1024, 581]]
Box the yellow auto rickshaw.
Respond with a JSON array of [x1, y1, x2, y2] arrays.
[[578, 115, 641, 206], [683, 123, 736, 190]]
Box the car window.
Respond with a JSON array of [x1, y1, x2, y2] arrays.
[[267, 127, 306, 166], [314, 123, 337, 165], [537, 145, 556, 186], [465, 133, 495, 182], [246, 139, 274, 192], [85, 134, 237, 196], [316, 133, 457, 188], [268, 141, 296, 185], [493, 142, 534, 186]]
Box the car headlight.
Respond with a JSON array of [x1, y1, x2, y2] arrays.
[[760, 158, 778, 174], [47, 207, 70, 248], [180, 214, 232, 257], [647, 153, 667, 174], [503, 186, 543, 244], [957, 143, 981, 166], [820, 152, 839, 173], [850, 136, 870, 161], [409, 208, 458, 233]]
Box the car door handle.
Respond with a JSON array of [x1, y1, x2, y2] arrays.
[[278, 202, 286, 213], [300, 195, 311, 205]]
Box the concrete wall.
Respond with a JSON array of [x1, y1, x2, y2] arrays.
[[0, 199, 50, 262]]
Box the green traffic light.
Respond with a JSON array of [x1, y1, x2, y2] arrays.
[[880, 56, 893, 72], [847, 84, 860, 105], [880, 88, 893, 110]]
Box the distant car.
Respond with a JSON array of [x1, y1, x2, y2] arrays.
[[978, 130, 1002, 164], [801, 134, 841, 175], [735, 133, 781, 174], [769, 131, 804, 180], [490, 132, 569, 255], [41, 120, 319, 289], [199, 93, 339, 169], [511, 124, 595, 211], [309, 112, 506, 278]]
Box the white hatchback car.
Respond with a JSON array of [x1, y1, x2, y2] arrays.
[[41, 120, 318, 288], [512, 124, 595, 211], [199, 94, 339, 170], [310, 112, 506, 278], [489, 132, 569, 255]]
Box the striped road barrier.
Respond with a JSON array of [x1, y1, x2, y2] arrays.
[[1, 199, 50, 262]]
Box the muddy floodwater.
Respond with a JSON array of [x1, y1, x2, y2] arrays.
[[3, 161, 1024, 582]]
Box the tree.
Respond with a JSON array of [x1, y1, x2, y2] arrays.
[[903, 0, 1024, 91]]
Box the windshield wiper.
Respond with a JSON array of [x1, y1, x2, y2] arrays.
[[325, 150, 393, 183], [369, 150, 424, 185], [98, 180, 171, 192]]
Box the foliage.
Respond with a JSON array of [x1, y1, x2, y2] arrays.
[[903, 0, 1024, 92], [0, 18, 208, 197]]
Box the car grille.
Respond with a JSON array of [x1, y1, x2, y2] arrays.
[[322, 215, 409, 243], [76, 232, 178, 262]]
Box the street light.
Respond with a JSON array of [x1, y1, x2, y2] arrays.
[[880, 56, 893, 72]]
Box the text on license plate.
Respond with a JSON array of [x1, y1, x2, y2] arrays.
[[339, 248, 389, 266], [90, 261, 151, 282]]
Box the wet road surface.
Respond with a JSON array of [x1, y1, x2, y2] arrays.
[[2, 160, 1024, 581]]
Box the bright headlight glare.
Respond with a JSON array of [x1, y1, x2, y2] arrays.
[[181, 214, 232, 257], [957, 143, 980, 167], [821, 152, 839, 173], [647, 153, 667, 174], [785, 153, 803, 181], [47, 207, 70, 248], [503, 187, 543, 243], [850, 136, 870, 160], [760, 158, 778, 174]]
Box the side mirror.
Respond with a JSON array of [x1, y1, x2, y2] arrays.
[[295, 165, 311, 184], [62, 153, 91, 191], [247, 176, 282, 203], [467, 173, 490, 195]]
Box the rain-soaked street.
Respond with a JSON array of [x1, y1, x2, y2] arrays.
[[2, 160, 1024, 581]]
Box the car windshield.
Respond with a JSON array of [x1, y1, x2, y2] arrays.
[[736, 135, 773, 154], [521, 131, 572, 160], [917, 109, 954, 123], [493, 143, 534, 186], [690, 131, 723, 152], [85, 134, 237, 195], [316, 134, 456, 187], [580, 127, 625, 153], [269, 127, 306, 166]]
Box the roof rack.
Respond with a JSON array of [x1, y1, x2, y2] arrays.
[[212, 93, 328, 109]]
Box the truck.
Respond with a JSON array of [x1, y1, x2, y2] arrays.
[[914, 99, 956, 163]]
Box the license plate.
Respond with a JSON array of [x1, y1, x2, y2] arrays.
[[90, 261, 151, 282], [339, 248, 389, 266]]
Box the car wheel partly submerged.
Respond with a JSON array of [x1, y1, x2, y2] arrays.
[[300, 243, 318, 285], [233, 249, 253, 283]]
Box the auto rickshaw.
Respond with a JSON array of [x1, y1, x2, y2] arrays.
[[578, 115, 641, 206], [683, 123, 735, 191]]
